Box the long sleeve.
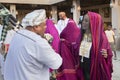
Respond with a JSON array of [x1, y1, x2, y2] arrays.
[[37, 40, 62, 69], [24, 38, 62, 69]]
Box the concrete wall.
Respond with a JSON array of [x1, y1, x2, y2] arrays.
[[81, 4, 111, 23], [111, 0, 120, 50]]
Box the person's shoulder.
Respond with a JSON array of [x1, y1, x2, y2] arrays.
[[35, 37, 50, 50], [111, 30, 114, 32], [68, 19, 75, 23], [36, 36, 46, 43], [18, 30, 43, 42], [35, 35, 48, 45], [57, 20, 62, 24], [105, 30, 108, 32], [108, 30, 114, 33], [8, 29, 16, 33], [58, 19, 62, 22]]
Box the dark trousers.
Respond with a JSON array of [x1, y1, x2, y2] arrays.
[[80, 57, 90, 80]]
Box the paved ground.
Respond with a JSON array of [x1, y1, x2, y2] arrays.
[[112, 50, 120, 80]]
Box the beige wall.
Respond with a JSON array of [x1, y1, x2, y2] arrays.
[[81, 4, 111, 23], [0, 0, 64, 5], [16, 10, 32, 22], [111, 0, 120, 50]]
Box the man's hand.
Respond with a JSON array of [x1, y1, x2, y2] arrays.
[[44, 33, 53, 43]]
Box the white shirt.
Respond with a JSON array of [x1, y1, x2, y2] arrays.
[[79, 34, 92, 58], [105, 30, 115, 42], [4, 30, 16, 44], [57, 18, 69, 35], [4, 29, 62, 80], [0, 54, 4, 75]]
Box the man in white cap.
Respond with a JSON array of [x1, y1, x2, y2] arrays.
[[4, 9, 62, 80]]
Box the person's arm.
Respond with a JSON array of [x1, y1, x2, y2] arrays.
[[112, 31, 116, 44], [36, 39, 62, 69]]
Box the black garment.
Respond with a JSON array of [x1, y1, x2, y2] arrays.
[[80, 56, 90, 80]]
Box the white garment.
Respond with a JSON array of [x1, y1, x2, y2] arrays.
[[54, 24, 58, 30], [79, 41, 92, 58], [57, 18, 69, 34], [4, 29, 62, 80], [79, 34, 92, 58], [0, 54, 4, 80], [0, 54, 4, 75], [105, 30, 115, 42], [4, 30, 16, 44]]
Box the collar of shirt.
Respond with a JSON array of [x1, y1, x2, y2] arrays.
[[17, 29, 42, 42]]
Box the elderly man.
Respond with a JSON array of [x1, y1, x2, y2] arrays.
[[4, 9, 62, 80], [57, 12, 69, 35]]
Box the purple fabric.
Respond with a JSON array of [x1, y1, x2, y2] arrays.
[[56, 19, 80, 80], [76, 12, 113, 80], [45, 19, 60, 53]]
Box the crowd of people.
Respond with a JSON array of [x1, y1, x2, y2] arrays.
[[0, 8, 115, 80]]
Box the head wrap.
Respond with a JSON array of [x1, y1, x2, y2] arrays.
[[22, 9, 46, 28]]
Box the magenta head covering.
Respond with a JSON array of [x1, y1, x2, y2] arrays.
[[88, 12, 113, 80]]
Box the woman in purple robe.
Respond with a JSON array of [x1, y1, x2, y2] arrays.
[[45, 19, 60, 53], [56, 19, 80, 80], [45, 19, 61, 80], [76, 12, 113, 80]]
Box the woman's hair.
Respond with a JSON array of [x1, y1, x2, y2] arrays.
[[108, 24, 112, 27], [80, 13, 88, 41]]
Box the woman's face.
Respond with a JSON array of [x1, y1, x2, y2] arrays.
[[82, 14, 90, 30]]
